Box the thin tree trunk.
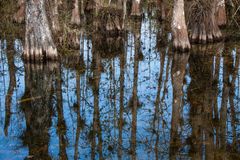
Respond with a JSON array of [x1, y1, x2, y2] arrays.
[[4, 50, 16, 136], [49, 0, 60, 32], [216, 0, 227, 26], [71, 0, 81, 25], [131, 0, 141, 16], [14, 0, 25, 23]]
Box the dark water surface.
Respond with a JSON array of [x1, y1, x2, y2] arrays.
[[0, 17, 240, 160]]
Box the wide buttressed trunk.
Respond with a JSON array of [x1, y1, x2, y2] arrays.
[[172, 0, 191, 52], [189, 0, 222, 43], [24, 0, 58, 61]]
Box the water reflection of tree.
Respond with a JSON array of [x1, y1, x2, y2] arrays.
[[170, 52, 189, 159], [90, 47, 103, 160], [118, 42, 126, 159], [4, 49, 16, 136], [55, 61, 68, 159], [20, 63, 56, 159], [187, 44, 240, 159]]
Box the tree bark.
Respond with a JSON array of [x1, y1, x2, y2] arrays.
[[189, 0, 222, 43], [24, 0, 58, 61], [157, 0, 166, 20], [172, 0, 191, 52], [14, 0, 25, 23], [131, 0, 141, 16], [71, 0, 81, 25], [216, 0, 227, 26], [49, 0, 60, 32]]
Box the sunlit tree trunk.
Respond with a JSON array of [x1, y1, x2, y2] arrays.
[[131, 0, 141, 16], [71, 0, 81, 25], [14, 0, 25, 23], [24, 0, 58, 61], [216, 0, 227, 26], [172, 0, 191, 52], [189, 0, 222, 43]]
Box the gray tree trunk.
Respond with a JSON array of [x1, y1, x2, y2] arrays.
[[24, 0, 58, 61]]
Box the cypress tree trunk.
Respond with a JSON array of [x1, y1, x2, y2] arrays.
[[131, 0, 141, 16], [189, 0, 222, 43], [172, 0, 191, 52], [49, 0, 60, 32], [24, 0, 58, 61], [216, 0, 227, 26], [14, 0, 25, 23], [71, 0, 80, 25]]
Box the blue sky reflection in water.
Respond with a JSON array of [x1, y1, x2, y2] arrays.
[[0, 17, 240, 160]]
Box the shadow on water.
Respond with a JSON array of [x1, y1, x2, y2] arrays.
[[0, 9, 240, 160]]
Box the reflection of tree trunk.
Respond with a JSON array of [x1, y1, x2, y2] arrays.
[[229, 53, 239, 151], [213, 54, 220, 146], [130, 34, 140, 160], [74, 72, 84, 160], [25, 0, 57, 61], [55, 62, 68, 159], [91, 51, 103, 160], [219, 55, 232, 151], [153, 51, 166, 159], [21, 63, 55, 159], [118, 47, 125, 159], [169, 53, 189, 159], [4, 51, 16, 136], [188, 46, 217, 160]]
